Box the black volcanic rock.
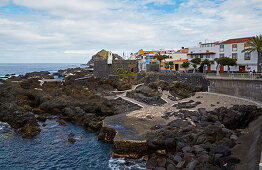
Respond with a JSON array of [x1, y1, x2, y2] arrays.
[[0, 103, 41, 138]]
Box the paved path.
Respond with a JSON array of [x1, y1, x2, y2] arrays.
[[114, 83, 262, 112], [115, 84, 149, 108], [162, 90, 177, 108]]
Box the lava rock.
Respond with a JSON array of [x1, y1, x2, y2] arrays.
[[68, 138, 76, 144]]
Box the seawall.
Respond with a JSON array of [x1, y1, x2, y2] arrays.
[[138, 72, 208, 91], [207, 77, 262, 103]]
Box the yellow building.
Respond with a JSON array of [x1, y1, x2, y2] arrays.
[[160, 60, 187, 72], [138, 49, 166, 55]]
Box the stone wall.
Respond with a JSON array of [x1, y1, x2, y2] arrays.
[[109, 60, 138, 75], [207, 77, 262, 103], [94, 59, 138, 78], [94, 59, 110, 78], [138, 72, 208, 90], [146, 64, 159, 72]]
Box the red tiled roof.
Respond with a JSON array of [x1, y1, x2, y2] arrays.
[[163, 60, 188, 63], [188, 52, 216, 55], [219, 37, 253, 44]]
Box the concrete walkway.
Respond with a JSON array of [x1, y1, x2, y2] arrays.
[[161, 90, 178, 108], [115, 84, 149, 108], [114, 83, 262, 113]]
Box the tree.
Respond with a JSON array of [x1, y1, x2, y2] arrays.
[[200, 59, 210, 73], [216, 57, 237, 73], [117, 68, 123, 74], [193, 64, 197, 72], [124, 70, 131, 75], [116, 68, 123, 80], [242, 35, 262, 72], [190, 58, 201, 73], [164, 63, 169, 69], [201, 59, 210, 67], [153, 53, 169, 72], [169, 62, 174, 71], [182, 61, 190, 72]]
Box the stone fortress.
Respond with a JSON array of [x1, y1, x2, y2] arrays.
[[94, 50, 138, 78]]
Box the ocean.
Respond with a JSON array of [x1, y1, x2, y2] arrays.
[[0, 63, 83, 77], [0, 63, 146, 170]]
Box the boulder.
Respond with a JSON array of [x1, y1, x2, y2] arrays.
[[170, 154, 182, 164], [157, 157, 167, 167], [176, 160, 186, 169], [186, 159, 198, 170], [182, 146, 192, 153], [192, 145, 204, 154], [166, 164, 176, 170], [68, 138, 76, 144]]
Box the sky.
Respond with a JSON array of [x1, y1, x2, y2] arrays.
[[0, 0, 262, 63]]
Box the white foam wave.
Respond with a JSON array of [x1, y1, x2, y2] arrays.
[[108, 157, 146, 170], [0, 122, 11, 130]]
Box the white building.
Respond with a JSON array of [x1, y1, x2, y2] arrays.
[[188, 42, 218, 71], [164, 54, 188, 63], [188, 37, 258, 72], [218, 37, 258, 72], [165, 48, 188, 61]]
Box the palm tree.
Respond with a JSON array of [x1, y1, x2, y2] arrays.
[[242, 35, 262, 72], [153, 53, 169, 72]]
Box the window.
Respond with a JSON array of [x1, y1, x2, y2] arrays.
[[206, 54, 210, 58], [244, 43, 250, 49], [232, 44, 237, 51], [219, 53, 224, 58], [244, 52, 251, 60], [220, 45, 224, 52], [232, 53, 238, 60]]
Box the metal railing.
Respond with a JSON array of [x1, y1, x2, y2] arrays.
[[206, 73, 262, 79]]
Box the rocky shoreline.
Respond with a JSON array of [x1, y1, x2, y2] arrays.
[[0, 68, 135, 139], [0, 68, 262, 170]]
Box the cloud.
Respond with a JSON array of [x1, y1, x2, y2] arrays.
[[0, 0, 10, 7], [0, 0, 262, 63]]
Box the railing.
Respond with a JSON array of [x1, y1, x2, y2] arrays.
[[206, 73, 262, 79]]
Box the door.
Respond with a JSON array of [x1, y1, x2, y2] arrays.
[[220, 65, 224, 73], [239, 66, 245, 72], [175, 64, 179, 71], [208, 65, 211, 72]]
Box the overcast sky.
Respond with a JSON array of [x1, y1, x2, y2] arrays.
[[0, 0, 262, 63]]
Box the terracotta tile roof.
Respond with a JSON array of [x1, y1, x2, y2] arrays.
[[162, 59, 188, 63], [188, 52, 216, 55], [219, 37, 253, 44]]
